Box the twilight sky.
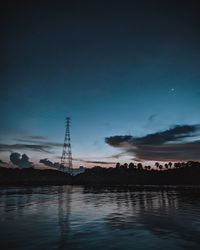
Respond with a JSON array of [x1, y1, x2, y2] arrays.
[[1, 0, 200, 167]]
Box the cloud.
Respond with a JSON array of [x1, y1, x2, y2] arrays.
[[39, 158, 60, 169], [70, 157, 116, 165], [105, 136, 132, 147], [105, 124, 200, 162], [21, 135, 48, 140], [55, 156, 116, 166], [78, 159, 116, 165], [14, 136, 63, 147], [148, 114, 157, 122], [136, 125, 198, 145], [42, 142, 63, 147], [15, 139, 62, 147], [39, 158, 54, 167], [10, 152, 33, 168], [0, 159, 7, 165], [0, 143, 52, 153], [1, 135, 63, 154]]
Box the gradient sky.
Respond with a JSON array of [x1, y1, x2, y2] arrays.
[[1, 0, 200, 167]]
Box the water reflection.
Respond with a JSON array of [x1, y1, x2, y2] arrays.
[[0, 186, 200, 250], [82, 187, 200, 249], [57, 186, 72, 249]]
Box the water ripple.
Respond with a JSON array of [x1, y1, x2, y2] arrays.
[[0, 186, 200, 250]]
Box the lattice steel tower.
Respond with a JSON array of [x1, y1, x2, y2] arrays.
[[60, 117, 73, 173]]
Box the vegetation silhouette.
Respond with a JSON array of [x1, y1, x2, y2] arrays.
[[1, 160, 200, 186], [0, 167, 73, 185], [73, 161, 200, 186]]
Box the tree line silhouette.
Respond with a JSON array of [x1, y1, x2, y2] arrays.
[[113, 161, 198, 171], [73, 160, 200, 186], [0, 159, 200, 186]]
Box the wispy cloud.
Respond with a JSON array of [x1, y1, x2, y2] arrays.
[[55, 156, 116, 165], [0, 159, 7, 165], [22, 135, 48, 140], [0, 143, 52, 153], [148, 114, 157, 123], [75, 159, 116, 165], [16, 140, 63, 147], [1, 135, 64, 154], [105, 124, 200, 162], [15, 136, 62, 148]]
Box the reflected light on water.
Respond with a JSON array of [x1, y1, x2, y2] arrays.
[[0, 186, 200, 250]]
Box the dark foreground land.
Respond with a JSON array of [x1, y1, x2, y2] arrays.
[[0, 162, 200, 186]]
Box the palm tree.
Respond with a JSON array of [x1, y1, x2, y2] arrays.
[[155, 162, 159, 170], [168, 162, 172, 168], [147, 165, 151, 171]]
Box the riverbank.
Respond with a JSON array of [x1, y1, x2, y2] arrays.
[[0, 165, 200, 186]]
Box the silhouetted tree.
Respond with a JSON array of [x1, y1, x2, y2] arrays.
[[137, 163, 143, 170], [128, 162, 135, 169], [164, 163, 168, 170], [181, 162, 186, 168], [155, 162, 159, 170], [123, 163, 128, 169], [116, 162, 120, 169], [174, 162, 181, 169], [147, 165, 151, 171], [168, 162, 172, 168]]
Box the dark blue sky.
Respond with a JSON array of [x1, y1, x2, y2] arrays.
[[1, 0, 200, 167]]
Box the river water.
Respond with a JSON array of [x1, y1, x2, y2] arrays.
[[0, 186, 200, 250]]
